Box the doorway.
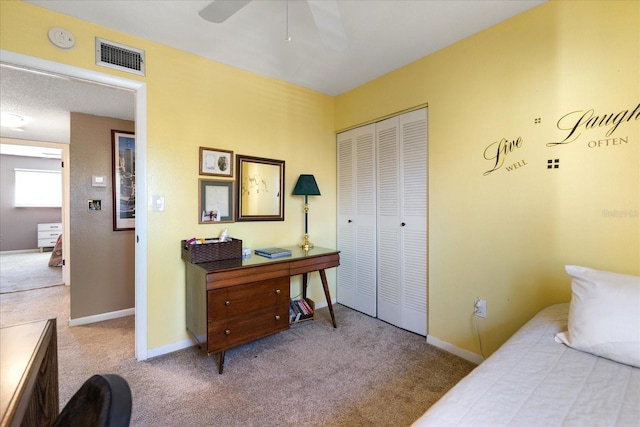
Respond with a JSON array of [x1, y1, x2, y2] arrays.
[[0, 140, 66, 291], [0, 49, 149, 361]]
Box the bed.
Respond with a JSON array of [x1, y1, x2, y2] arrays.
[[414, 266, 640, 426]]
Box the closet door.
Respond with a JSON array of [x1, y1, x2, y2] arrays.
[[336, 125, 377, 317], [376, 116, 402, 326], [377, 108, 427, 335]]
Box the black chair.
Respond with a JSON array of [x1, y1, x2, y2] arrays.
[[53, 374, 132, 427]]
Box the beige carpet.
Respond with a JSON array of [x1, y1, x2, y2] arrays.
[[0, 251, 63, 293], [0, 286, 476, 426]]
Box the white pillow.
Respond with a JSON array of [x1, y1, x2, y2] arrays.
[[554, 265, 640, 368]]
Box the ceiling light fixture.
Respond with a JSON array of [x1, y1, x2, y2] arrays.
[[0, 112, 27, 128]]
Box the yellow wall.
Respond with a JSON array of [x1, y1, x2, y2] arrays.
[[336, 0, 639, 355], [1, 1, 337, 350]]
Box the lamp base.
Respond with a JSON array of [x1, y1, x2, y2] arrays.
[[299, 234, 314, 251]]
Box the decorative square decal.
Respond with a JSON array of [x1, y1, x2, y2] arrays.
[[547, 159, 560, 169]]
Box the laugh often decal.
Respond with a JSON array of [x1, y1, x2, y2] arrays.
[[482, 102, 640, 176]]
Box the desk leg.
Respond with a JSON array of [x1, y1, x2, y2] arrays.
[[217, 350, 225, 374], [302, 273, 308, 300], [319, 269, 337, 328]]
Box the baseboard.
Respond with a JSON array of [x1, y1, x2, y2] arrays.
[[147, 337, 198, 359], [427, 335, 485, 365], [68, 307, 135, 327], [0, 249, 41, 254]]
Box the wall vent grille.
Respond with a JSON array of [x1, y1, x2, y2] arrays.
[[95, 38, 145, 76]]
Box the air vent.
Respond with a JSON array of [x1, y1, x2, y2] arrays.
[[95, 37, 145, 76]]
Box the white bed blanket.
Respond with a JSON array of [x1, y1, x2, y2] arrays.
[[413, 303, 640, 426]]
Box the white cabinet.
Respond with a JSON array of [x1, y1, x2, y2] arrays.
[[38, 223, 62, 251], [337, 108, 427, 336]]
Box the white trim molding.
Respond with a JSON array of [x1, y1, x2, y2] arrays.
[[69, 307, 135, 327], [427, 335, 485, 365]]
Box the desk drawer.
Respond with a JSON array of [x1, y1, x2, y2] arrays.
[[207, 277, 289, 321], [206, 262, 289, 289], [289, 253, 340, 276], [207, 305, 289, 353]]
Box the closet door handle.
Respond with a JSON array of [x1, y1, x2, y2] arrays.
[[401, 222, 406, 227], [348, 219, 352, 223]]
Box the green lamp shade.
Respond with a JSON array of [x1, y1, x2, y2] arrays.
[[292, 174, 321, 196]]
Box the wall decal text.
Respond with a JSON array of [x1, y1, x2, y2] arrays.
[[587, 136, 628, 148], [548, 102, 640, 146], [483, 137, 523, 176]]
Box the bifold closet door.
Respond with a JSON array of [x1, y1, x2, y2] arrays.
[[377, 108, 427, 336], [336, 124, 377, 317]]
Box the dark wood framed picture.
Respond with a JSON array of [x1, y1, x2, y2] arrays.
[[236, 155, 285, 221], [112, 130, 135, 231], [199, 179, 234, 224], [199, 147, 233, 177]]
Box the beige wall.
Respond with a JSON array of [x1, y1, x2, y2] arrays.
[[69, 113, 135, 319], [336, 0, 640, 355]]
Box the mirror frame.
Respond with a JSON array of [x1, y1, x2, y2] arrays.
[[236, 155, 285, 221]]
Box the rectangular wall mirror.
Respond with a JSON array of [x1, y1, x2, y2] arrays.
[[236, 155, 285, 221]]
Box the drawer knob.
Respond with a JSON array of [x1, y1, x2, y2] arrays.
[[275, 289, 281, 295], [225, 300, 230, 306], [275, 315, 280, 321], [225, 329, 231, 335]]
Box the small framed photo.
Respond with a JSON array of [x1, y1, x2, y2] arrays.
[[199, 179, 234, 224], [199, 147, 233, 177]]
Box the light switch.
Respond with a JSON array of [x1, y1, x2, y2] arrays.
[[92, 175, 107, 187], [152, 195, 165, 212]]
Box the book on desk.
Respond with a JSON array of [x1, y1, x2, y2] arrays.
[[254, 247, 292, 258]]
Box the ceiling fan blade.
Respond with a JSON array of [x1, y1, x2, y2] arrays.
[[307, 0, 348, 52], [199, 0, 252, 23]]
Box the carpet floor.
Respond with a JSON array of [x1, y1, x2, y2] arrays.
[[0, 286, 476, 426], [0, 251, 63, 293]]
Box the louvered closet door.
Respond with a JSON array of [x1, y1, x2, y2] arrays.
[[336, 125, 377, 317], [377, 108, 427, 336]]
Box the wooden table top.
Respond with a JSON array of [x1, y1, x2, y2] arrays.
[[0, 319, 53, 426]]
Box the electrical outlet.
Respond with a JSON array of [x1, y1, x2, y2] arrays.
[[474, 298, 487, 318]]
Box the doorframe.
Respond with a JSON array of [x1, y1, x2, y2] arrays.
[[1, 49, 149, 361]]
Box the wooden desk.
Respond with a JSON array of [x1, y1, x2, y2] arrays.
[[1, 319, 58, 427], [185, 246, 339, 373]]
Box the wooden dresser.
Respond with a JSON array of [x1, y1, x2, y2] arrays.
[[185, 246, 339, 373], [0, 319, 59, 427]]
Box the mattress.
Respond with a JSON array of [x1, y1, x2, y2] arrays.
[[413, 303, 640, 426]]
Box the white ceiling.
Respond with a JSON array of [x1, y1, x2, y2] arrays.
[[1, 0, 545, 147]]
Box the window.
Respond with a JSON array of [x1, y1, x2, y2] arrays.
[[14, 168, 62, 207]]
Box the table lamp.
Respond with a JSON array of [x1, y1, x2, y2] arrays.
[[292, 174, 321, 250]]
